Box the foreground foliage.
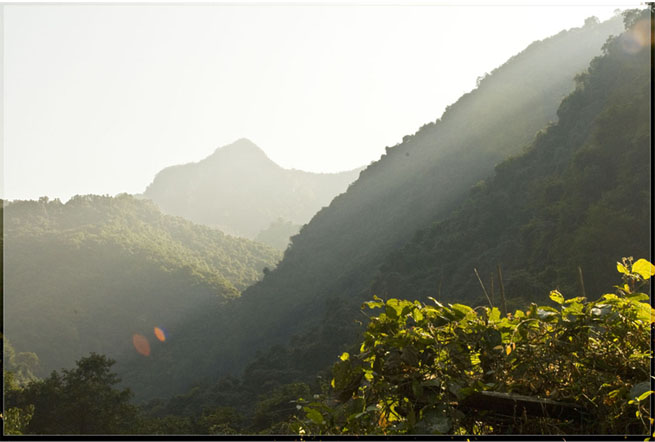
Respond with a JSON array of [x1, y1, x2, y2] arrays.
[[294, 258, 654, 435]]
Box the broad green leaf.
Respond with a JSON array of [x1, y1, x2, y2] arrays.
[[627, 293, 649, 302], [563, 302, 584, 316], [451, 303, 474, 315], [564, 296, 586, 304], [488, 307, 501, 322], [364, 301, 384, 309], [632, 259, 655, 279], [537, 307, 559, 321], [634, 302, 654, 323], [590, 304, 613, 317], [417, 407, 452, 434], [549, 290, 565, 304], [385, 304, 398, 319], [601, 293, 621, 303], [304, 407, 324, 425]]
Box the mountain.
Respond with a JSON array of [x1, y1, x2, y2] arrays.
[[372, 10, 651, 310], [147, 10, 649, 423], [2, 194, 281, 389], [209, 15, 627, 376], [142, 138, 362, 241]]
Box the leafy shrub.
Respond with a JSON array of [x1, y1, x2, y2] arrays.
[[294, 258, 653, 435]]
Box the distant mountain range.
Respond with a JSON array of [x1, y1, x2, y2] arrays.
[[142, 139, 362, 246]]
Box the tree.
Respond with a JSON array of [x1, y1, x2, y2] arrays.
[[6, 353, 139, 434]]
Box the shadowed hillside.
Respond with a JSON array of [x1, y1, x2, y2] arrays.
[[145, 12, 649, 425], [373, 11, 651, 310], [2, 195, 280, 384], [216, 14, 626, 375]]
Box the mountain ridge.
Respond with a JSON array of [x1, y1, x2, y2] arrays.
[[207, 14, 627, 378], [142, 138, 363, 241]]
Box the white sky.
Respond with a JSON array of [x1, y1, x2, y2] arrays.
[[1, 1, 642, 201]]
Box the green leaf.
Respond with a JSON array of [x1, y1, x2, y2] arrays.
[[303, 407, 324, 425], [385, 299, 403, 319], [564, 296, 586, 304], [419, 408, 452, 434], [634, 302, 653, 323], [627, 293, 649, 302], [451, 303, 474, 319], [632, 259, 655, 279], [549, 290, 565, 304], [412, 308, 424, 323], [488, 307, 501, 322], [537, 307, 559, 321], [364, 300, 384, 309]]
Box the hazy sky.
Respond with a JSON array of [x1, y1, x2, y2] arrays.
[[1, 2, 641, 201]]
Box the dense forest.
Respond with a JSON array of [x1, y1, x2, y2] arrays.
[[193, 11, 628, 392], [372, 8, 651, 309], [2, 8, 652, 437], [2, 195, 280, 399], [142, 138, 362, 242], [132, 10, 649, 434]]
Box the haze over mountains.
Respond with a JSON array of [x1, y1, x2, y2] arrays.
[[3, 10, 651, 436], [101, 12, 632, 404], [212, 13, 627, 375], [2, 195, 280, 383], [142, 139, 362, 245]]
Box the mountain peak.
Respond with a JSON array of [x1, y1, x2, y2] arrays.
[[213, 138, 268, 158]]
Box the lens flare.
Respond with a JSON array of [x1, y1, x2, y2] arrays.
[[154, 326, 166, 342], [132, 333, 151, 356], [621, 19, 650, 54]]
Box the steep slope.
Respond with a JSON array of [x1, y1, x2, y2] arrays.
[[2, 195, 280, 386], [373, 11, 651, 309], [214, 15, 626, 373], [142, 138, 362, 239], [148, 11, 650, 419]]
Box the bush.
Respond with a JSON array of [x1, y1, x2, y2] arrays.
[[294, 257, 653, 435]]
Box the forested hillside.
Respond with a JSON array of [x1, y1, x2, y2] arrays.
[[142, 138, 362, 242], [2, 195, 280, 391], [213, 15, 626, 378], [132, 11, 649, 423], [2, 8, 651, 436], [372, 10, 651, 310]]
